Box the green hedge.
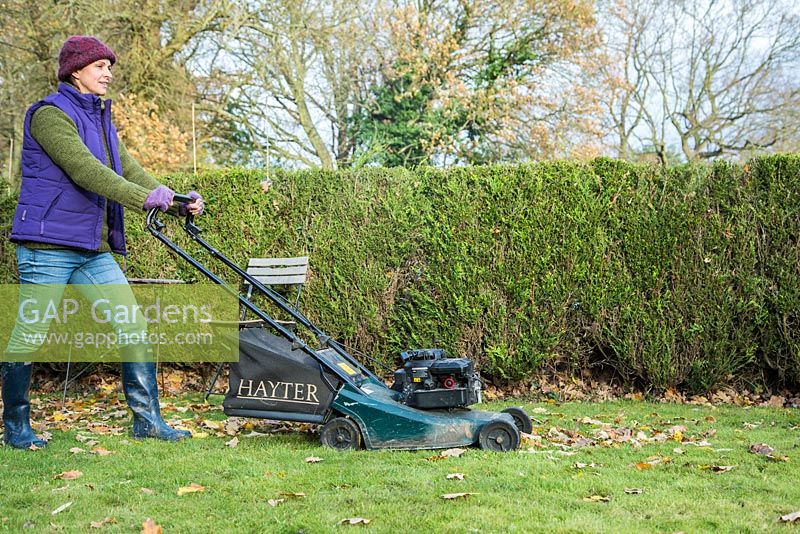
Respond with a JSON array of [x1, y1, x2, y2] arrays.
[[2, 156, 799, 392]]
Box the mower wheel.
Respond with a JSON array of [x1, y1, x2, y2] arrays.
[[502, 406, 533, 434], [320, 417, 362, 450], [478, 420, 520, 452]]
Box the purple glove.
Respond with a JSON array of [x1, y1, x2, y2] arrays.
[[178, 191, 204, 216], [143, 185, 174, 212]]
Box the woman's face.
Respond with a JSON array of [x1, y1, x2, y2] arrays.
[[71, 59, 113, 96]]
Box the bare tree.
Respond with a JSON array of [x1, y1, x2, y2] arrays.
[[602, 0, 800, 163], [196, 0, 607, 168], [196, 0, 379, 168]]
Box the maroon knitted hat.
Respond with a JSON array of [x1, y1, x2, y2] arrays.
[[57, 35, 116, 82]]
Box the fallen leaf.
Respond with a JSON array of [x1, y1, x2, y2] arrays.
[[446, 473, 465, 480], [780, 511, 800, 522], [202, 419, 223, 430], [698, 465, 735, 473], [441, 492, 476, 500], [69, 448, 85, 454], [267, 499, 285, 507], [191, 432, 209, 439], [90, 447, 114, 456], [624, 488, 643, 494], [766, 453, 790, 462], [635, 455, 671, 470], [305, 456, 323, 463], [225, 437, 239, 448], [177, 483, 205, 496], [440, 448, 466, 458], [579, 417, 604, 425], [338, 518, 371, 525], [141, 518, 163, 534], [51, 502, 73, 515], [573, 462, 596, 469], [54, 471, 83, 481], [749, 443, 774, 455], [278, 492, 306, 498], [89, 517, 116, 528], [766, 395, 784, 407], [583, 495, 611, 502]]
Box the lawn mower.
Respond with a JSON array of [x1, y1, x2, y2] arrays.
[[145, 197, 531, 452]]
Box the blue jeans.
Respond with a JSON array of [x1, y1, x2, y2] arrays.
[[5, 245, 147, 357]]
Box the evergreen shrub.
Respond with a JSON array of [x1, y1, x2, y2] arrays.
[[1, 156, 798, 392]]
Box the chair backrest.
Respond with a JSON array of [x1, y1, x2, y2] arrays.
[[244, 256, 309, 309]]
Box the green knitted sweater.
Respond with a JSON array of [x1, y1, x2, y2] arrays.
[[24, 103, 162, 252]]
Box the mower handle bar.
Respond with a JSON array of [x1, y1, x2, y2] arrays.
[[144, 203, 380, 391]]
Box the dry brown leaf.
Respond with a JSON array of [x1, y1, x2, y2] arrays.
[[700, 465, 735, 473], [780, 511, 800, 522], [766, 395, 785, 407], [766, 453, 790, 462], [441, 492, 476, 500], [267, 499, 285, 507], [69, 448, 85, 454], [225, 437, 239, 448], [203, 419, 223, 430], [749, 443, 774, 455], [54, 471, 83, 480], [177, 483, 205, 496], [573, 462, 596, 469], [338, 518, 371, 525], [635, 455, 671, 470], [90, 447, 114, 456], [141, 518, 163, 534], [278, 492, 306, 499], [51, 502, 73, 515], [583, 495, 611, 502], [446, 473, 465, 480], [305, 456, 323, 463], [440, 448, 466, 458], [624, 488, 643, 494], [89, 517, 116, 529]]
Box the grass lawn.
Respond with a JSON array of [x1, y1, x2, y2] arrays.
[[1, 393, 798, 533]]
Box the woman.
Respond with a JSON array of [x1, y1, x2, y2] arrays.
[[1, 35, 203, 448]]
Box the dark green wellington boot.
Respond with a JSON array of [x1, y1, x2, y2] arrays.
[[1, 362, 48, 449], [121, 361, 192, 441]]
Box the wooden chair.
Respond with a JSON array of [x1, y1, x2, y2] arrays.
[[242, 256, 309, 322], [204, 256, 309, 399]]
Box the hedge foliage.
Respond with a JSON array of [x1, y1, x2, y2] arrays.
[[1, 156, 799, 393]]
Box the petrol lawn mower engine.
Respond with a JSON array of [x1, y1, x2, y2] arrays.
[[390, 349, 482, 409]]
